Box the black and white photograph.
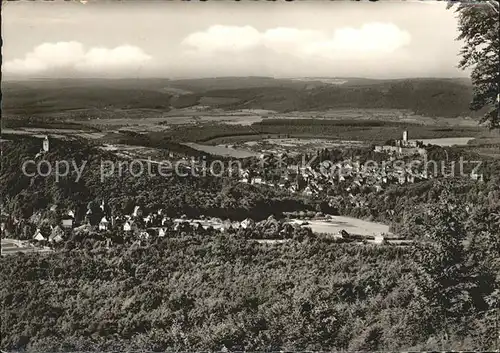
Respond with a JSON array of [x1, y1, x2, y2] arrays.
[[1, 0, 499, 351]]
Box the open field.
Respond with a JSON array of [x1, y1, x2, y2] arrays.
[[266, 108, 482, 127], [1, 238, 52, 256], [195, 121, 485, 146], [289, 216, 391, 237], [235, 138, 368, 155], [418, 137, 476, 146], [63, 108, 486, 130], [261, 138, 365, 147], [183, 142, 261, 158], [76, 108, 473, 130]]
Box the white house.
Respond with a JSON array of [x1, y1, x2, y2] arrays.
[[33, 229, 45, 241], [303, 186, 313, 196], [49, 226, 65, 243], [123, 221, 132, 232], [61, 216, 74, 229], [470, 171, 484, 182], [373, 234, 385, 245], [158, 228, 166, 237], [252, 177, 263, 185], [99, 217, 110, 231]]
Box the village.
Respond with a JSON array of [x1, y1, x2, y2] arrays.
[[0, 130, 485, 251], [236, 130, 485, 198], [1, 201, 396, 255]]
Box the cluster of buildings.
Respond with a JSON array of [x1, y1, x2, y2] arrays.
[[237, 157, 431, 197], [1, 203, 260, 245], [235, 134, 484, 205], [373, 131, 427, 156]]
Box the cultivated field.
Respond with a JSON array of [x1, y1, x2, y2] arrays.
[[289, 216, 391, 237], [72, 108, 483, 129]]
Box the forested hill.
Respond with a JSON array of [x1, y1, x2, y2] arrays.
[[2, 77, 480, 119], [0, 135, 313, 222]]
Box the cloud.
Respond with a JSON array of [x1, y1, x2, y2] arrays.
[[262, 27, 326, 54], [181, 23, 411, 60], [3, 41, 152, 75], [302, 23, 412, 60], [79, 45, 152, 70], [181, 25, 261, 53]]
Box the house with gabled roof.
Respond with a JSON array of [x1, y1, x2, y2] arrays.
[[85, 208, 93, 224], [123, 221, 133, 232], [240, 218, 255, 229], [49, 225, 65, 243], [470, 171, 484, 182], [33, 228, 46, 241], [99, 216, 110, 231], [143, 214, 152, 226]]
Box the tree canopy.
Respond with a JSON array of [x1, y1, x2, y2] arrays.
[[451, 0, 500, 128]]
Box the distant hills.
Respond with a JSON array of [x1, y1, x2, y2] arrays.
[[2, 76, 481, 119]]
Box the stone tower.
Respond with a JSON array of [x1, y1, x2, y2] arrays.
[[42, 136, 49, 152]]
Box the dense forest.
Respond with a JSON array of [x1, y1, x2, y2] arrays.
[[0, 135, 315, 223], [1, 198, 499, 351]]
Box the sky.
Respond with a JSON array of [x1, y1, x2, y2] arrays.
[[2, 0, 470, 79]]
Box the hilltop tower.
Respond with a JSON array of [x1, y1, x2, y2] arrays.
[[42, 136, 49, 152], [402, 131, 408, 146]]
